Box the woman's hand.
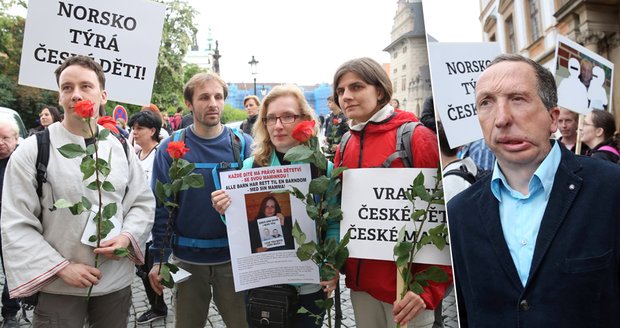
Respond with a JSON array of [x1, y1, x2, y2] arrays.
[[392, 290, 426, 326], [211, 190, 231, 214], [319, 267, 340, 297], [276, 213, 285, 225]]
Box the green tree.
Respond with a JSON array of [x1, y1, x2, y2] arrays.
[[221, 105, 247, 124], [0, 4, 57, 128], [183, 63, 206, 84], [151, 0, 198, 113], [0, 0, 201, 126]]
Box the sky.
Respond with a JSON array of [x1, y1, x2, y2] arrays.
[[189, 0, 484, 86], [188, 0, 395, 85], [8, 0, 483, 85], [422, 0, 483, 42]]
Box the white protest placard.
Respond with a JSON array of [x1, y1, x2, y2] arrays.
[[220, 164, 320, 292], [428, 42, 501, 148], [341, 168, 450, 266], [19, 0, 165, 105], [554, 35, 614, 114]]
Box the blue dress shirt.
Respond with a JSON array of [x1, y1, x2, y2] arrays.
[[490, 141, 562, 286]]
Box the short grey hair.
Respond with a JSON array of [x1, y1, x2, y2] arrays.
[[486, 54, 557, 110], [0, 116, 19, 136]]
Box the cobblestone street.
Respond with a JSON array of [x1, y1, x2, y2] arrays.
[[0, 271, 355, 327]]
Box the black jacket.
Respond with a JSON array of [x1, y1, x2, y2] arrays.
[[448, 145, 620, 327]]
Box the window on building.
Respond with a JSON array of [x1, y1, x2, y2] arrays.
[[393, 52, 398, 59], [527, 0, 542, 41], [402, 64, 407, 70], [393, 80, 397, 92], [402, 46, 407, 54], [483, 15, 497, 44], [505, 16, 516, 53], [402, 76, 407, 91], [393, 68, 398, 74]]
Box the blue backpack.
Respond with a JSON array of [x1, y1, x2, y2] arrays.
[[172, 126, 246, 190]]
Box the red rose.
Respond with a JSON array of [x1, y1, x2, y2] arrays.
[[291, 120, 315, 143], [167, 141, 189, 159], [333, 118, 340, 125], [74, 100, 95, 119], [97, 116, 119, 134]]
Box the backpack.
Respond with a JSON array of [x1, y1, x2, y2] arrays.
[[595, 145, 620, 164], [443, 160, 489, 185], [172, 126, 246, 190], [338, 121, 420, 168], [35, 127, 129, 199], [171, 113, 182, 130]]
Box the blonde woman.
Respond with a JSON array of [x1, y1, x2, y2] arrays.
[[212, 85, 339, 327]]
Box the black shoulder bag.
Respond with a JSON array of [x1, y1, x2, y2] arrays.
[[246, 284, 299, 328]]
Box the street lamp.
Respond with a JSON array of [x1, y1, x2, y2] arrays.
[[248, 55, 258, 96]]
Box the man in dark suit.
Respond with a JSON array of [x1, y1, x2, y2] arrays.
[[448, 54, 620, 327]]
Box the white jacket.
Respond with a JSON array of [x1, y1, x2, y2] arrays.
[[1, 122, 155, 298]]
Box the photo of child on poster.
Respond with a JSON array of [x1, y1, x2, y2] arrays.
[[245, 193, 295, 253], [555, 35, 614, 114]]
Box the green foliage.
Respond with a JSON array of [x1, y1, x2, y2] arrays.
[[57, 144, 85, 158], [159, 263, 179, 288], [154, 150, 205, 289], [183, 63, 206, 83], [221, 104, 247, 124], [284, 145, 315, 163], [284, 137, 327, 171], [0, 0, 202, 124], [283, 133, 349, 327], [393, 166, 447, 302], [53, 123, 127, 301], [151, 0, 197, 110], [114, 247, 130, 257], [0, 11, 56, 127]]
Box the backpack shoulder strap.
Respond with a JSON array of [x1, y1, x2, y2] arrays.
[[35, 129, 50, 198], [381, 121, 420, 168], [173, 128, 186, 142], [108, 129, 129, 159], [338, 131, 353, 167], [444, 165, 476, 184], [598, 145, 620, 157], [34, 128, 129, 219], [229, 127, 246, 166]]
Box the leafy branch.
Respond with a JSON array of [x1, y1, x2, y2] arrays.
[[53, 102, 126, 299], [393, 167, 449, 327], [277, 120, 349, 328], [153, 141, 204, 287]]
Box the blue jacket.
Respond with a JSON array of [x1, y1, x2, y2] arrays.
[[448, 144, 620, 327], [150, 126, 252, 264]]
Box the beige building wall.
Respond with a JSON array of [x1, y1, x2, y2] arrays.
[[479, 0, 620, 130]]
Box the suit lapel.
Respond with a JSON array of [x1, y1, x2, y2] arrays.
[[476, 183, 523, 291], [526, 147, 582, 288]]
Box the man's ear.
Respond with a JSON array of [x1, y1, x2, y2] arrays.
[[549, 106, 560, 134], [101, 89, 108, 106]]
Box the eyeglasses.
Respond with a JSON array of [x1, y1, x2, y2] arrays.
[[262, 114, 303, 126]]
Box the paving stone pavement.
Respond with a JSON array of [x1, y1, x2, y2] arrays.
[[0, 270, 355, 327]]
